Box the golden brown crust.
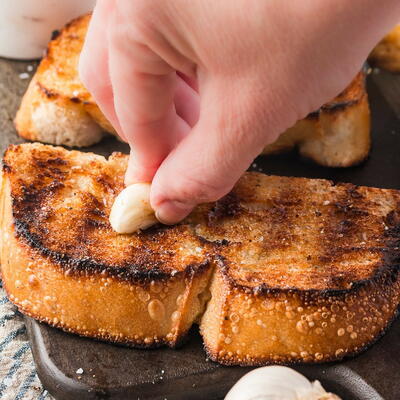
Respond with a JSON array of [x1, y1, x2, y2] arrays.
[[3, 144, 210, 282], [263, 72, 371, 167], [201, 267, 400, 366], [14, 76, 104, 147], [369, 25, 400, 73], [37, 14, 118, 135], [1, 143, 213, 347], [2, 143, 399, 363], [192, 173, 400, 291], [14, 14, 118, 147]]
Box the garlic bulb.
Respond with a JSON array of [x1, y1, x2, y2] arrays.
[[225, 366, 341, 400], [109, 183, 158, 234]]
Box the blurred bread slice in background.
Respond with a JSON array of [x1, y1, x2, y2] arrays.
[[369, 24, 400, 73], [262, 72, 370, 167], [15, 15, 117, 148]]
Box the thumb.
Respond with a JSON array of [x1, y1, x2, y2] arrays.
[[150, 78, 285, 224]]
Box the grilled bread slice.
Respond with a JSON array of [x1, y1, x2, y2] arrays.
[[15, 14, 116, 148], [0, 143, 213, 348], [2, 143, 399, 364], [369, 25, 400, 73], [14, 15, 371, 167], [262, 71, 371, 167], [198, 174, 400, 365]]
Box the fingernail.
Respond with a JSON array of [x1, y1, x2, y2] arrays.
[[155, 200, 193, 225]]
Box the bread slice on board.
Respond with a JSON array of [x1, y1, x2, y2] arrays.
[[262, 71, 370, 167], [0, 143, 212, 348], [1, 143, 399, 364], [14, 14, 371, 167], [198, 174, 400, 365], [14, 14, 117, 148], [369, 24, 400, 73]]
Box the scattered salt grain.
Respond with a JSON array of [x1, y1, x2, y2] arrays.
[[76, 368, 84, 375], [19, 72, 30, 80], [3, 377, 12, 385], [27, 65, 34, 72]]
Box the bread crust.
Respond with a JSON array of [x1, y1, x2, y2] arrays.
[[201, 266, 400, 366], [1, 144, 399, 364], [369, 25, 400, 73], [262, 71, 371, 167], [195, 173, 400, 365], [14, 14, 118, 147], [15, 77, 104, 147], [1, 144, 213, 348]]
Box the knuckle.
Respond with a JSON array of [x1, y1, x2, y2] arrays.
[[109, 1, 159, 44]]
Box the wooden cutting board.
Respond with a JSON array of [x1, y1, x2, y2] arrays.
[[1, 57, 400, 399]]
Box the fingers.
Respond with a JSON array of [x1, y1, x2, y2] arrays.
[[78, 0, 124, 139], [150, 79, 280, 224], [107, 13, 194, 184], [174, 76, 200, 127]]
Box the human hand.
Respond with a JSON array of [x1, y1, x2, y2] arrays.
[[80, 0, 400, 223]]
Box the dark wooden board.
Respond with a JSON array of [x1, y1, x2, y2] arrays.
[[0, 57, 399, 399], [25, 317, 399, 400]]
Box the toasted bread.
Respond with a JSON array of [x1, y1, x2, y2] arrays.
[[15, 14, 116, 147], [198, 174, 400, 365], [369, 25, 400, 73], [15, 15, 371, 167], [1, 143, 399, 365], [262, 71, 371, 167], [0, 143, 213, 348]]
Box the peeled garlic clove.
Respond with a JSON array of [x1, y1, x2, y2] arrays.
[[109, 183, 158, 234], [224, 366, 341, 400]]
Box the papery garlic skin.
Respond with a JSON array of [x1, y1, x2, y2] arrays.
[[225, 366, 341, 400], [109, 183, 158, 234]]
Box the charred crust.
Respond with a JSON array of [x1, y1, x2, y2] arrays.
[[305, 71, 366, 120], [207, 192, 241, 225], [14, 217, 211, 285], [37, 82, 58, 99], [64, 13, 91, 32], [320, 99, 360, 114], [2, 162, 11, 174], [50, 29, 61, 41], [95, 175, 119, 194], [305, 97, 360, 120], [218, 251, 399, 299]]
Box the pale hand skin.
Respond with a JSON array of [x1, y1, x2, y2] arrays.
[[79, 0, 400, 224]]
